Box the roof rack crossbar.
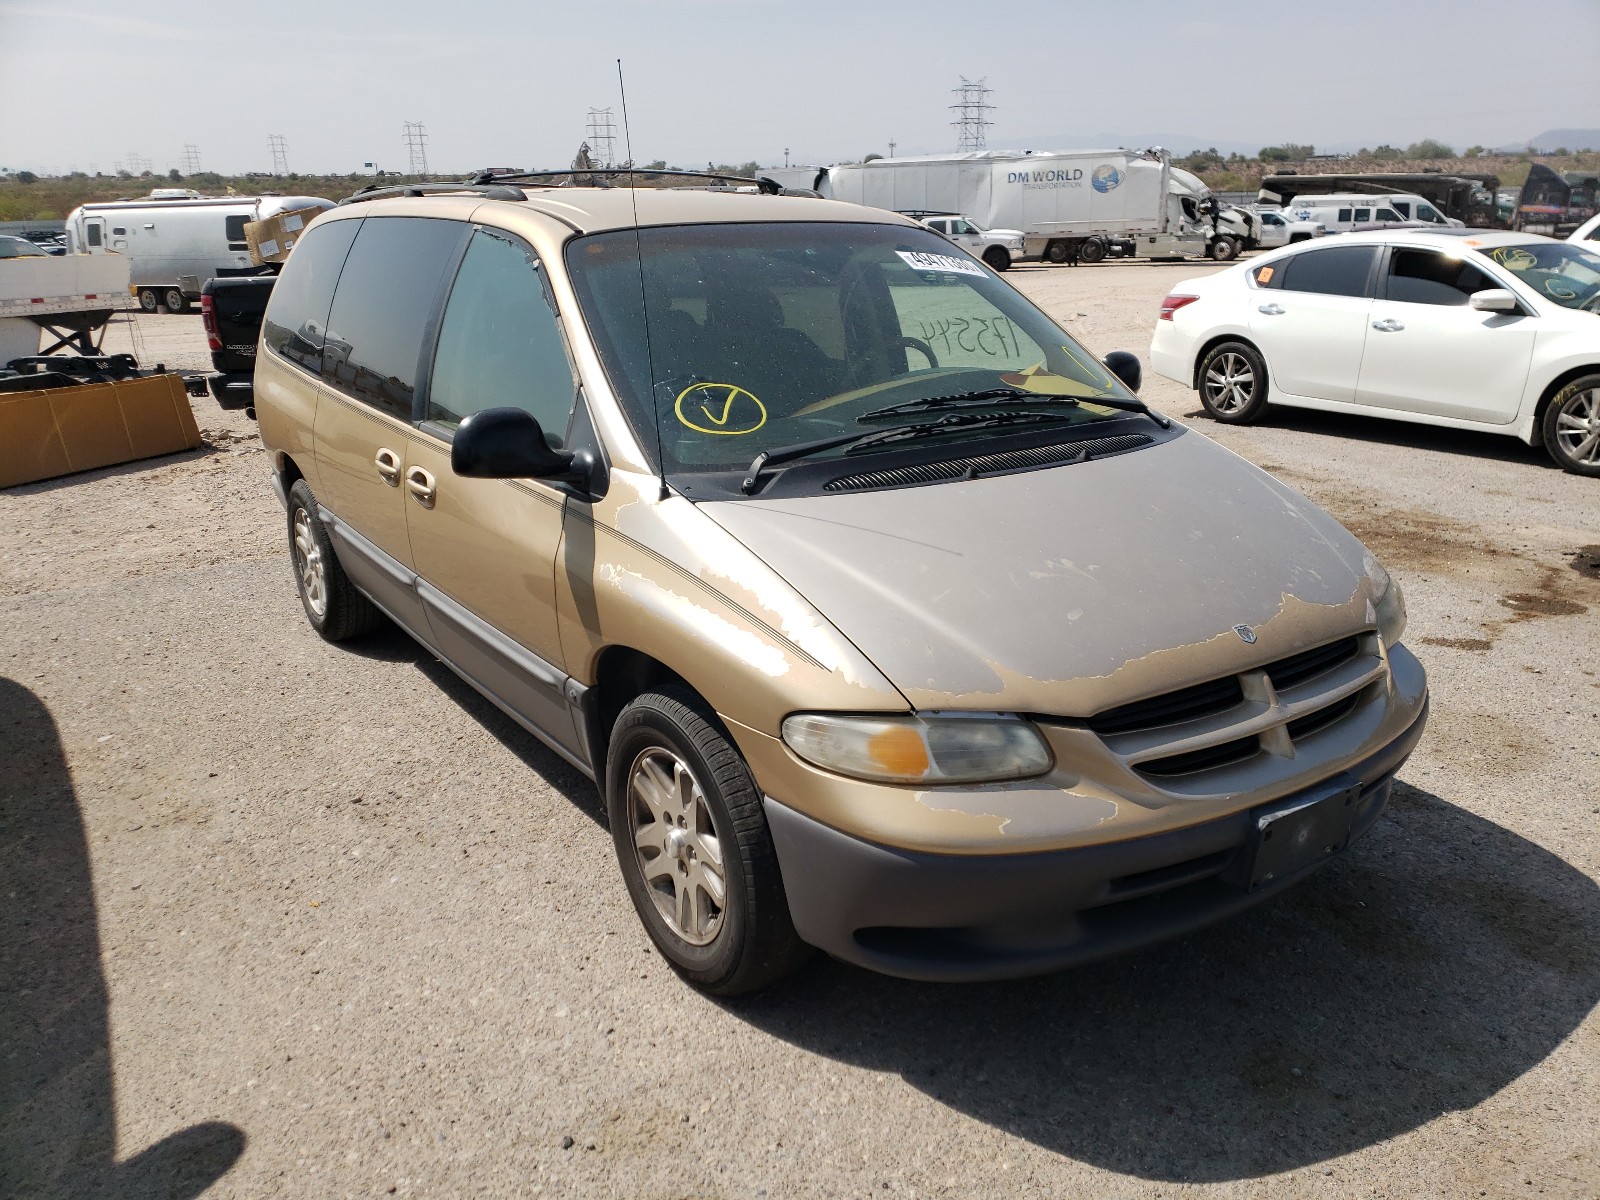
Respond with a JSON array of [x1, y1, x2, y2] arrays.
[[337, 181, 528, 206], [463, 168, 784, 195]]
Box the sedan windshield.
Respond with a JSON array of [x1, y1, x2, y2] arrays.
[[566, 222, 1135, 475], [1478, 241, 1600, 312]]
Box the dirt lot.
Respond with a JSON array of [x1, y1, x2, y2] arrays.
[[3, 262, 1598, 1199]]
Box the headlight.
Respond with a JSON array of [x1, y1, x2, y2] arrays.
[[1370, 559, 1407, 648], [781, 713, 1052, 785]]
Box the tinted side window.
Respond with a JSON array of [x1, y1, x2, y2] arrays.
[[1386, 248, 1497, 306], [84, 223, 102, 247], [262, 217, 361, 374], [426, 230, 577, 439], [225, 215, 249, 246], [1278, 246, 1378, 298], [322, 217, 467, 420], [1337, 208, 1353, 222]]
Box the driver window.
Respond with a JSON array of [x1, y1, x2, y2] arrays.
[[426, 229, 577, 440], [1385, 248, 1496, 306], [951, 220, 974, 235]]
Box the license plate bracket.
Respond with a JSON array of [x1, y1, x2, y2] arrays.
[[1227, 777, 1361, 892]]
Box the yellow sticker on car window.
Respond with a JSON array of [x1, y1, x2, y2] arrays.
[[1256, 265, 1275, 283], [674, 382, 768, 435]]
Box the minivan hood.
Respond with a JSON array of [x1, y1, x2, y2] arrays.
[[702, 432, 1377, 716]]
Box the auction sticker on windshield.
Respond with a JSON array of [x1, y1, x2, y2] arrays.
[[896, 250, 987, 278]]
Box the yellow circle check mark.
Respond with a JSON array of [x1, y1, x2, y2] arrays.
[[674, 382, 767, 436]]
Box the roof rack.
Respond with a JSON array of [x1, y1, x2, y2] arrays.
[[463, 168, 784, 195], [337, 181, 529, 206]]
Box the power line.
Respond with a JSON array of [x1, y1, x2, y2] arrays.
[[268, 134, 289, 176], [585, 108, 617, 169], [950, 77, 994, 152], [181, 144, 202, 174], [403, 122, 429, 176]]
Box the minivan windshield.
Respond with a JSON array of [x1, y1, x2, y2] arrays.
[[566, 222, 1137, 476], [1478, 241, 1600, 312]]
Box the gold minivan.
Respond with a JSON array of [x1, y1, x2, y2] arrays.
[[255, 173, 1428, 994]]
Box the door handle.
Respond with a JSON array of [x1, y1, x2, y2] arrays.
[[374, 447, 401, 485], [1372, 318, 1405, 332], [1257, 303, 1285, 315], [405, 465, 437, 507]]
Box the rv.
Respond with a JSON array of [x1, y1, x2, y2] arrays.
[[1282, 192, 1462, 233], [63, 194, 332, 312], [819, 150, 1254, 263]]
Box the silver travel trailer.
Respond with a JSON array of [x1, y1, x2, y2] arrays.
[[63, 194, 332, 312], [819, 150, 1256, 262]]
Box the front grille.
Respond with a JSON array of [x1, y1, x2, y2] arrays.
[[1086, 675, 1245, 736], [1266, 636, 1360, 691], [1284, 693, 1360, 739], [823, 433, 1152, 492], [1137, 734, 1260, 777]]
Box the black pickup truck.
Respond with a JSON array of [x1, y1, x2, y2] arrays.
[[200, 273, 276, 412]]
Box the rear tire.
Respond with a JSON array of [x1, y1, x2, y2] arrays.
[[286, 479, 380, 641], [607, 687, 812, 996], [1197, 340, 1269, 424], [1542, 373, 1600, 476], [1078, 237, 1108, 264], [162, 288, 188, 314], [982, 246, 1011, 272], [138, 288, 160, 312], [1044, 240, 1073, 264]]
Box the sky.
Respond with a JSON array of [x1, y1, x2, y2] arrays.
[[2, 0, 1598, 177]]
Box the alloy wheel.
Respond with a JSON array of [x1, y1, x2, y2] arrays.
[[1204, 352, 1255, 414], [628, 747, 726, 946], [1554, 388, 1600, 466], [292, 508, 327, 617]]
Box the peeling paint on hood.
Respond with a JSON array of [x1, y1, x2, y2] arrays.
[[703, 433, 1376, 715]]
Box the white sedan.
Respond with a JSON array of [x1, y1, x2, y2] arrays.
[[1570, 212, 1600, 245], [1149, 229, 1600, 475]]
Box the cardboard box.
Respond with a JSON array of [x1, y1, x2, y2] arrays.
[[243, 206, 324, 266], [0, 372, 202, 489]]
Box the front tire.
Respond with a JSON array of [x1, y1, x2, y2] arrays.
[[1208, 236, 1240, 261], [138, 288, 160, 313], [1198, 341, 1270, 424], [982, 246, 1011, 272], [1542, 374, 1600, 476], [607, 687, 811, 996], [286, 479, 380, 641]]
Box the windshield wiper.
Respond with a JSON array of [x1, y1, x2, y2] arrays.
[[739, 410, 1080, 494], [859, 386, 1171, 430]]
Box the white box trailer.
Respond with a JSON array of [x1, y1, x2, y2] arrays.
[[62, 194, 332, 312], [819, 150, 1250, 262], [0, 253, 134, 363]]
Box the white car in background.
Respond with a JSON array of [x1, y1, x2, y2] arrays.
[[1149, 229, 1600, 475], [1570, 213, 1600, 245], [1255, 210, 1327, 248]]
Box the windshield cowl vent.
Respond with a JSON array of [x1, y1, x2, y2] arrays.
[[821, 433, 1153, 492]]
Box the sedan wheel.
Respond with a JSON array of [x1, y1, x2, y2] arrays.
[[1544, 376, 1600, 476], [1198, 341, 1270, 424]]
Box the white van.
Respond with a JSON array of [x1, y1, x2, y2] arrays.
[[1287, 192, 1462, 233]]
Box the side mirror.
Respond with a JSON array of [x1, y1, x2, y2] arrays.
[[452, 407, 582, 481], [1469, 288, 1519, 314], [1104, 350, 1142, 393]]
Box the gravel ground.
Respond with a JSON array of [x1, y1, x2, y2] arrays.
[[3, 271, 1598, 1200]]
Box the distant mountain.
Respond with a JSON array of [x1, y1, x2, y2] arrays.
[[984, 132, 1266, 157], [1495, 128, 1600, 153]]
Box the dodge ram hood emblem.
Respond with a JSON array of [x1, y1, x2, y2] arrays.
[[1233, 623, 1258, 644]]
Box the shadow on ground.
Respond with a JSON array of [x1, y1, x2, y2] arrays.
[[730, 781, 1600, 1182], [1209, 404, 1558, 470], [344, 621, 604, 826], [0, 678, 245, 1199]]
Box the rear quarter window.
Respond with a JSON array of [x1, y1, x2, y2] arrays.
[[262, 218, 361, 376]]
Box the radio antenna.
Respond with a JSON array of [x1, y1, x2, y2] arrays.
[[617, 58, 667, 499]]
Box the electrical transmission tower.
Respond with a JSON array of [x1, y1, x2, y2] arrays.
[[181, 144, 202, 174], [949, 77, 994, 152], [403, 122, 430, 176], [585, 108, 617, 169], [125, 151, 151, 175], [268, 134, 289, 175]]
